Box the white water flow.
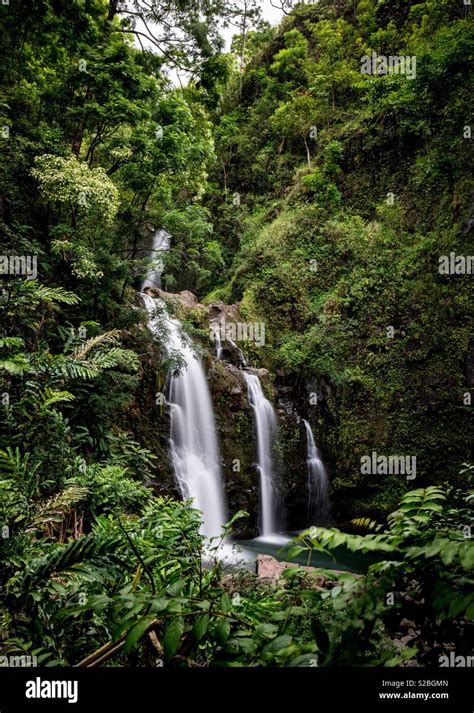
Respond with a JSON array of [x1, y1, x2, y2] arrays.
[[214, 329, 224, 360], [243, 372, 279, 536], [141, 228, 171, 290], [228, 338, 247, 367], [303, 419, 329, 525], [211, 325, 246, 367], [141, 292, 227, 540]]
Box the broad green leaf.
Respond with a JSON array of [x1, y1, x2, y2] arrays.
[[192, 613, 209, 644], [286, 546, 306, 560], [123, 616, 156, 654], [264, 635, 292, 653], [215, 619, 231, 644], [219, 592, 232, 613], [163, 617, 185, 659], [439, 541, 459, 566], [459, 543, 474, 571]]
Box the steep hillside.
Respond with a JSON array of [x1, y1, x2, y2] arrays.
[[201, 0, 473, 519]]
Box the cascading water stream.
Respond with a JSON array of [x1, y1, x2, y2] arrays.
[[228, 338, 247, 367], [303, 419, 329, 525], [210, 323, 246, 367], [141, 246, 227, 539], [214, 329, 224, 360], [242, 372, 279, 536]]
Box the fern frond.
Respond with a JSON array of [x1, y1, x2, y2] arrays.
[[31, 343, 139, 382], [40, 356, 100, 380], [0, 337, 24, 349], [0, 357, 30, 375], [72, 329, 121, 360], [25, 281, 80, 305], [89, 347, 140, 373], [61, 360, 101, 379], [40, 388, 75, 408]]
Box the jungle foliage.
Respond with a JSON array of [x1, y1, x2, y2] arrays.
[[0, 0, 472, 668]]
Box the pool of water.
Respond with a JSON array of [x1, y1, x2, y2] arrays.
[[232, 533, 382, 575]]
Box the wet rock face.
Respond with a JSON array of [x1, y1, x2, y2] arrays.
[[139, 286, 473, 534], [139, 287, 334, 535], [126, 332, 177, 498], [146, 287, 201, 310], [272, 375, 335, 531], [275, 413, 310, 531], [208, 300, 242, 325], [207, 359, 316, 536], [207, 360, 259, 538]]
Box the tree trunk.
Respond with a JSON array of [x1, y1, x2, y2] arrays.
[[71, 87, 94, 157], [108, 0, 118, 22]]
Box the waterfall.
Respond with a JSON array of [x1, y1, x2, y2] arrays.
[[141, 228, 171, 290], [166, 315, 227, 540], [210, 322, 246, 367], [228, 338, 247, 367], [214, 329, 224, 360], [303, 419, 329, 525], [242, 372, 279, 536], [141, 294, 227, 541]]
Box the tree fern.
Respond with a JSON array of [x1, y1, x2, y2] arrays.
[[3, 280, 80, 306], [89, 347, 140, 373], [32, 284, 79, 305], [34, 349, 139, 381]]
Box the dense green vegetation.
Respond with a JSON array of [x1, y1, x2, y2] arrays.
[[0, 0, 472, 668], [204, 0, 473, 517]]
